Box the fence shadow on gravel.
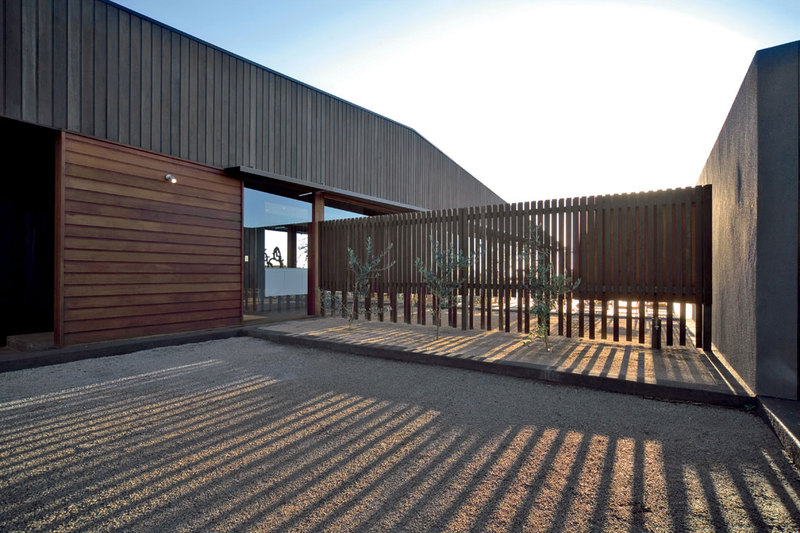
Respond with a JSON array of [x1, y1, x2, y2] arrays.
[[1, 348, 796, 531]]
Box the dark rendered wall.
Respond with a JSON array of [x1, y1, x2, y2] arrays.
[[697, 60, 759, 392], [698, 41, 799, 399], [0, 0, 504, 210]]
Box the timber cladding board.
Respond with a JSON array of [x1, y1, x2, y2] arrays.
[[59, 133, 242, 345], [3, 0, 503, 210]]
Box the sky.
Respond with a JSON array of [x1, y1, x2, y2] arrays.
[[113, 0, 800, 203]]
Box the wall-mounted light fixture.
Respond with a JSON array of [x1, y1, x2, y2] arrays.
[[165, 174, 177, 184]]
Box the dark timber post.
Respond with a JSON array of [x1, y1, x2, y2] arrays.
[[701, 184, 712, 350], [307, 192, 324, 315], [460, 207, 468, 330]]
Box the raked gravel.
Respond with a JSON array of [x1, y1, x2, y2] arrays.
[[1, 336, 799, 532]]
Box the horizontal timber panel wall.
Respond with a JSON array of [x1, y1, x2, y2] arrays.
[[2, 0, 503, 210], [57, 133, 242, 345], [319, 186, 712, 347]]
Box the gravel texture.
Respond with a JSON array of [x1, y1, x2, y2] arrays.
[[0, 337, 798, 532]]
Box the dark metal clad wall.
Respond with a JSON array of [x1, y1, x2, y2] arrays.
[[1, 0, 504, 210]]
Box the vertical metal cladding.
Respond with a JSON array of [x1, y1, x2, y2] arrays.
[[1, 0, 504, 210]]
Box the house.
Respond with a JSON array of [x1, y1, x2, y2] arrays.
[[0, 0, 504, 346]]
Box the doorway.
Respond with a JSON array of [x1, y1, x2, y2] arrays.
[[0, 119, 56, 346]]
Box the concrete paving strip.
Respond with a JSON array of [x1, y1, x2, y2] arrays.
[[255, 317, 754, 407]]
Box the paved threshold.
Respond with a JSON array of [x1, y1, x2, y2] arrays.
[[254, 317, 754, 408]]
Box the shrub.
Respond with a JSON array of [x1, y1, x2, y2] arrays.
[[322, 237, 394, 328], [415, 239, 471, 340], [520, 225, 579, 351]]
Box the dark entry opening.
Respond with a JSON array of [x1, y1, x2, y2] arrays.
[[0, 119, 56, 346]]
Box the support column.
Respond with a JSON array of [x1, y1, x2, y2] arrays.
[[307, 192, 324, 315], [54, 132, 66, 347]]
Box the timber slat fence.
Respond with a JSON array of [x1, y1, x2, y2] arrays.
[[319, 185, 712, 349]]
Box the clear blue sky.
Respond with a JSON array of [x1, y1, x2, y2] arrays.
[[114, 0, 800, 202]]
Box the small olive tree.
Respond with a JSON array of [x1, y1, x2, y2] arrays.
[[322, 236, 394, 328], [415, 239, 471, 340], [319, 289, 343, 318], [520, 225, 579, 351]]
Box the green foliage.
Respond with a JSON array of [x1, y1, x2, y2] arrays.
[[322, 237, 394, 328], [319, 289, 343, 318], [415, 239, 471, 340], [520, 225, 580, 351]]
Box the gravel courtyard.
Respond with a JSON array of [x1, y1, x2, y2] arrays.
[[1, 337, 799, 532]]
